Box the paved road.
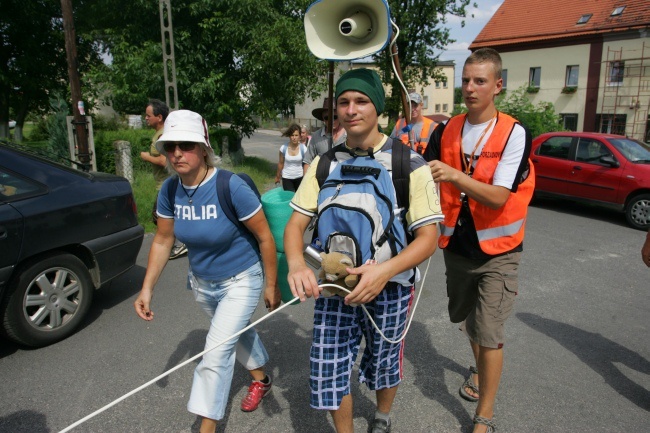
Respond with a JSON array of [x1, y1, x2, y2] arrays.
[[0, 133, 648, 432]]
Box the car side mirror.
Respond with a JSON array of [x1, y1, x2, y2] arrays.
[[600, 155, 620, 167]]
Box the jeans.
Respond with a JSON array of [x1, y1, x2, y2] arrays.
[[186, 261, 269, 420]]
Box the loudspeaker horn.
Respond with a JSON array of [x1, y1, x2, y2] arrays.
[[304, 0, 392, 61]]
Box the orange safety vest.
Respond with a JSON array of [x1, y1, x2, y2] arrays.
[[395, 117, 437, 155], [438, 112, 535, 255]]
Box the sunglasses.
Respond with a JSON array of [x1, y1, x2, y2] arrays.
[[163, 142, 198, 153]]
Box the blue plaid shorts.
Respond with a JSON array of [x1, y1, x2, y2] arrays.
[[309, 283, 414, 410]]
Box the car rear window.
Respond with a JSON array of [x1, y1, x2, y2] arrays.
[[0, 168, 47, 202]]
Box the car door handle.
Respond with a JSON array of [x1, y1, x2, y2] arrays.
[[572, 166, 582, 170]]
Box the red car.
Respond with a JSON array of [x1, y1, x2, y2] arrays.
[[531, 132, 650, 230]]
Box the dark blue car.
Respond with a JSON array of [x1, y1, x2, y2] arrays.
[[0, 143, 144, 347]]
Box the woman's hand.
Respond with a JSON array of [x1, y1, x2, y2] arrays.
[[264, 284, 281, 312], [134, 288, 154, 321]]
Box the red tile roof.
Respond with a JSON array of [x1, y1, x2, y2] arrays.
[[470, 0, 650, 49]]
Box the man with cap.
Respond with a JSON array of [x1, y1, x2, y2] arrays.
[[390, 92, 437, 156], [284, 69, 442, 433], [302, 98, 347, 174]]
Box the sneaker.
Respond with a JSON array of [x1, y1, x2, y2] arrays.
[[169, 243, 188, 260], [240, 376, 272, 412], [369, 417, 391, 433]]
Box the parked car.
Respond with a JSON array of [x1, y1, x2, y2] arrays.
[[0, 143, 144, 347], [531, 132, 650, 230]]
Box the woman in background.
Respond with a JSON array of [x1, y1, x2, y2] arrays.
[[275, 123, 307, 192]]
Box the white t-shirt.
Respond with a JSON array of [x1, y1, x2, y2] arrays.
[[462, 118, 526, 190], [280, 143, 307, 179]]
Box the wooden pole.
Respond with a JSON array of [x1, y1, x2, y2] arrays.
[[391, 42, 410, 124], [61, 0, 90, 170]]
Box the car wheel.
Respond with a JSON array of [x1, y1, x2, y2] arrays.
[[1, 253, 94, 347], [625, 193, 650, 230]]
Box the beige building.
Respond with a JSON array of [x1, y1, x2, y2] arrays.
[[471, 0, 649, 142], [294, 60, 455, 130]]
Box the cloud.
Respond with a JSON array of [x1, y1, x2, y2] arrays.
[[445, 42, 470, 52]]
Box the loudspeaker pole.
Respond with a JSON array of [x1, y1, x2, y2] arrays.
[[391, 42, 410, 125], [327, 62, 334, 135]]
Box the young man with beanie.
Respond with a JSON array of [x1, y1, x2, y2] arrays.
[[423, 48, 534, 433], [284, 68, 442, 433], [390, 92, 437, 155]]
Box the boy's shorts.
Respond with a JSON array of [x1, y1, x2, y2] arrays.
[[309, 282, 414, 410], [443, 250, 520, 348]]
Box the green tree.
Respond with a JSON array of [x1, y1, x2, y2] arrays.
[[374, 0, 475, 122], [0, 0, 99, 141], [87, 0, 327, 137], [496, 85, 562, 138]]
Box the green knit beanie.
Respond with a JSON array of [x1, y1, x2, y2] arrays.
[[335, 68, 385, 115]]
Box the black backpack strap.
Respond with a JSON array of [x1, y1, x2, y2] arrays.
[[391, 138, 410, 212], [166, 175, 179, 208], [315, 145, 340, 188]]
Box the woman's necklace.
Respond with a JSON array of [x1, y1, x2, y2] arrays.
[[180, 165, 209, 204]]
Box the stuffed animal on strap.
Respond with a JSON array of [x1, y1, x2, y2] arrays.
[[319, 251, 359, 306]]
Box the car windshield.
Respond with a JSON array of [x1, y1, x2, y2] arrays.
[[608, 138, 650, 162]]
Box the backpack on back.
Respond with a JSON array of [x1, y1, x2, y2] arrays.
[[313, 141, 411, 266], [166, 170, 261, 250], [283, 144, 305, 160]]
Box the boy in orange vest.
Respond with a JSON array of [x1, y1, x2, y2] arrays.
[[390, 92, 437, 155], [423, 48, 535, 433]]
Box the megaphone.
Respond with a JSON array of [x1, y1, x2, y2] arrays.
[[304, 0, 392, 61]]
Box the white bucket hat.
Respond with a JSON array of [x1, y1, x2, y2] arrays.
[[155, 110, 215, 156]]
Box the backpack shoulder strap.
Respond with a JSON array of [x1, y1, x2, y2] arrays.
[[235, 172, 261, 200], [167, 175, 179, 208], [316, 144, 345, 189], [391, 139, 410, 212], [216, 169, 239, 227]]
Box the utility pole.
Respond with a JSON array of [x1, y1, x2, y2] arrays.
[[159, 0, 179, 109], [61, 0, 90, 170]]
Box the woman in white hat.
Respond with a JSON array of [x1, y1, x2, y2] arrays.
[[134, 110, 280, 433]]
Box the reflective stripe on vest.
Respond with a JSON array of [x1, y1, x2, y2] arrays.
[[437, 112, 535, 255]]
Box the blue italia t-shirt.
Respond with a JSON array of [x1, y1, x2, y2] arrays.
[[157, 169, 262, 280]]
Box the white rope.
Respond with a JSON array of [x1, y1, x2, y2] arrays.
[[320, 255, 432, 344], [58, 297, 299, 433], [59, 257, 432, 432]]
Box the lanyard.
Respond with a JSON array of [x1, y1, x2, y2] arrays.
[[460, 114, 496, 176]]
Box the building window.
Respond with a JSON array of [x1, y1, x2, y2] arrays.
[[611, 6, 625, 16], [435, 104, 441, 113], [577, 14, 592, 24], [501, 69, 508, 89], [443, 80, 448, 88], [529, 67, 541, 88], [435, 81, 441, 88], [423, 96, 429, 109], [608, 61, 625, 86], [596, 114, 626, 136], [443, 103, 448, 112], [561, 113, 578, 131], [565, 65, 579, 87]]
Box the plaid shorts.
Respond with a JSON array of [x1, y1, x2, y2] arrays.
[[309, 283, 414, 410]]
